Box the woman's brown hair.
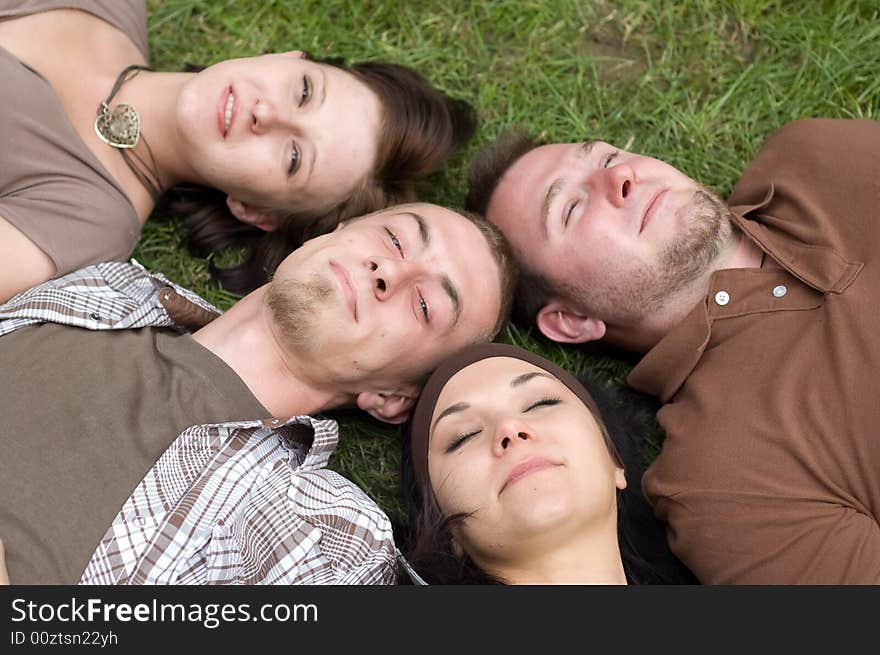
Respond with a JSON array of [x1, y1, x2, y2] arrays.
[[169, 59, 476, 294]]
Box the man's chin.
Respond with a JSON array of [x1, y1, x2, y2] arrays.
[[266, 273, 334, 349]]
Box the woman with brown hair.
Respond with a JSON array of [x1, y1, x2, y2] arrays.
[[0, 0, 474, 301], [400, 343, 697, 584]]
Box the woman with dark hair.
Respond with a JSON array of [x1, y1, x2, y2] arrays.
[[400, 343, 697, 584], [0, 1, 474, 301]]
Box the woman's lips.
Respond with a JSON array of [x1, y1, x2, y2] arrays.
[[640, 189, 667, 234], [217, 86, 235, 138], [330, 261, 358, 322], [500, 457, 558, 494]]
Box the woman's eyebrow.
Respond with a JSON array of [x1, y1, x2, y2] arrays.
[[432, 401, 470, 432], [510, 371, 555, 388]]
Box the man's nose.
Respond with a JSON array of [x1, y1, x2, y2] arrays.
[[597, 163, 635, 208], [369, 257, 423, 299]]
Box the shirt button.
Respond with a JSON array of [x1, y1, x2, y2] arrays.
[[772, 285, 788, 298], [89, 312, 102, 321], [714, 291, 730, 306]]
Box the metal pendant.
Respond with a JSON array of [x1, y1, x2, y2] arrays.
[[94, 102, 140, 149]]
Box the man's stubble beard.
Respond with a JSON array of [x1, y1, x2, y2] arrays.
[[651, 187, 733, 305], [266, 272, 335, 349], [576, 186, 734, 325]]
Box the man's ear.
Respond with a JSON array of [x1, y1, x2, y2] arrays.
[[226, 197, 279, 232], [536, 301, 606, 344], [356, 386, 419, 425]]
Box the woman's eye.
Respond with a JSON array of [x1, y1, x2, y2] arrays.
[[288, 143, 300, 176], [447, 430, 480, 453], [602, 151, 619, 168], [418, 292, 429, 321], [525, 396, 561, 412], [299, 75, 311, 107], [385, 228, 404, 257]]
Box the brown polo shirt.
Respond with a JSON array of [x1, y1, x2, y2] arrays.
[[629, 119, 880, 583]]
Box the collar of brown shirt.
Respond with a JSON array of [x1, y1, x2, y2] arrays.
[[628, 186, 864, 403]]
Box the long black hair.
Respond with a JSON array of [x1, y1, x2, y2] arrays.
[[398, 368, 697, 585]]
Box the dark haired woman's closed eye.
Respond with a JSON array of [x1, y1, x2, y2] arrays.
[[446, 429, 481, 453], [524, 396, 561, 412]]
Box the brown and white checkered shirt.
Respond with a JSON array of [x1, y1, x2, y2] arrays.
[[0, 261, 398, 584]]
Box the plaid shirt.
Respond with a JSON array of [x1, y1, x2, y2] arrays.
[[0, 261, 398, 584]]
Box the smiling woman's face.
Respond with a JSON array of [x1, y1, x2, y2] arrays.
[[427, 357, 625, 565], [175, 51, 382, 223]]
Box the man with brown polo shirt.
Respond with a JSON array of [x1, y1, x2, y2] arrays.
[[0, 202, 515, 584], [468, 119, 880, 583]]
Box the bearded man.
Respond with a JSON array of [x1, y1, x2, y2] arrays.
[[468, 119, 880, 583], [0, 202, 516, 584]]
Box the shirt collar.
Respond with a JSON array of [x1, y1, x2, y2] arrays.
[[628, 184, 862, 401], [259, 415, 340, 470], [157, 285, 220, 330], [729, 185, 862, 294], [627, 299, 710, 402]]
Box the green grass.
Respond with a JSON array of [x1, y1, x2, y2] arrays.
[[140, 0, 880, 530]]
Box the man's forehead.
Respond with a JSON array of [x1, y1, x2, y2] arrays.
[[380, 207, 431, 240], [525, 141, 582, 171], [374, 203, 455, 230], [517, 139, 621, 173], [393, 204, 494, 329], [490, 140, 620, 225], [488, 143, 572, 229]]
